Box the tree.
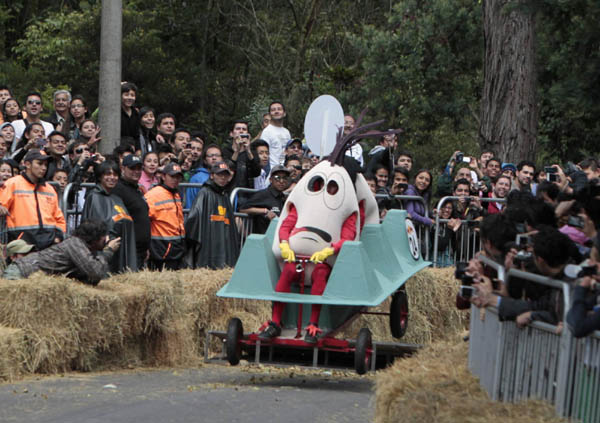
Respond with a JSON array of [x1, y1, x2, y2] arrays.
[[479, 0, 537, 162]]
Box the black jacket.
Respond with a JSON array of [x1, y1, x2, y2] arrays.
[[111, 179, 151, 255], [184, 180, 240, 269], [240, 185, 286, 234], [222, 143, 262, 189]]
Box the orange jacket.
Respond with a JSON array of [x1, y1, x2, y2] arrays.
[[144, 184, 185, 260], [0, 174, 66, 250]]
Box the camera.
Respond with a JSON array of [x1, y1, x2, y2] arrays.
[[455, 262, 474, 285], [567, 215, 585, 229], [270, 207, 280, 217], [513, 234, 533, 266], [36, 138, 47, 147], [463, 197, 471, 206], [185, 143, 192, 149], [459, 285, 476, 298], [240, 134, 250, 139], [564, 263, 597, 279], [456, 152, 464, 163]]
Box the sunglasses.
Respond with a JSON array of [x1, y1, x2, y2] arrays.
[[290, 165, 302, 170], [27, 100, 42, 105], [272, 175, 290, 181], [75, 148, 90, 154]]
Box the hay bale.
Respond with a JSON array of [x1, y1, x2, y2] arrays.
[[0, 326, 27, 381], [340, 267, 467, 344], [0, 264, 467, 380], [374, 337, 565, 423]]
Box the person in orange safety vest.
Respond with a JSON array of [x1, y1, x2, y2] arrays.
[[0, 149, 65, 251], [144, 162, 186, 270]]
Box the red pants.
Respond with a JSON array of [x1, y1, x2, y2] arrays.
[[271, 262, 331, 326]]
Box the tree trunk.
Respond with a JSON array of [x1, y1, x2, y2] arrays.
[[98, 0, 122, 155], [479, 0, 537, 163]]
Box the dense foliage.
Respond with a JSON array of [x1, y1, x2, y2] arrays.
[[0, 0, 598, 169]]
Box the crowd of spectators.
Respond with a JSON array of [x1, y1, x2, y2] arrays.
[[1, 82, 599, 338]]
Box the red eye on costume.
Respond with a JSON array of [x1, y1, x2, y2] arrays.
[[308, 176, 324, 192], [327, 180, 339, 195]]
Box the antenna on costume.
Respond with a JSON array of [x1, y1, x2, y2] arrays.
[[328, 110, 403, 166]]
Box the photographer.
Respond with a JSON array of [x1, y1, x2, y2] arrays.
[[472, 227, 577, 326], [222, 120, 261, 190], [567, 267, 600, 337], [455, 214, 517, 309], [239, 165, 290, 234]]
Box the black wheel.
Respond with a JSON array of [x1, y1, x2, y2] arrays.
[[226, 317, 243, 365], [390, 289, 409, 339], [354, 328, 372, 375]]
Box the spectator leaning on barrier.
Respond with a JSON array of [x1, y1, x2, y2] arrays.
[[144, 162, 186, 270], [0, 149, 65, 250], [184, 161, 240, 269], [451, 178, 484, 221], [567, 263, 600, 337], [405, 169, 434, 226], [111, 154, 151, 267], [239, 165, 290, 234], [3, 219, 121, 285], [473, 227, 576, 327], [82, 160, 138, 273]]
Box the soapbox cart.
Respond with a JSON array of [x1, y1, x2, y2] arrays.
[[215, 210, 430, 374]]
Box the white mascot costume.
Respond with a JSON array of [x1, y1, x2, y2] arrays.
[[258, 117, 397, 343]]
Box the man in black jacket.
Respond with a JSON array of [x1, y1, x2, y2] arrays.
[[112, 154, 151, 267], [222, 120, 262, 189], [239, 165, 290, 234]]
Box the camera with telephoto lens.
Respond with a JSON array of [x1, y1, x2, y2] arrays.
[[513, 234, 533, 266], [455, 261, 474, 285]]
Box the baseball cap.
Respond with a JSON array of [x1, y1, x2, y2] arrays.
[[286, 138, 302, 149], [502, 163, 517, 173], [163, 162, 184, 176], [270, 165, 291, 175], [122, 154, 143, 168], [6, 239, 34, 256], [211, 161, 232, 174], [23, 149, 50, 162]]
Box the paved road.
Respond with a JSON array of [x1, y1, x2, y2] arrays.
[[0, 363, 374, 423]]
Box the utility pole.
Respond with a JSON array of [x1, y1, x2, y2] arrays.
[[98, 0, 122, 155]]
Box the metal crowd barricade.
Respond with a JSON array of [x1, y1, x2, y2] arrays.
[[229, 187, 260, 248], [432, 196, 506, 267], [567, 330, 600, 422], [374, 194, 431, 261], [467, 257, 600, 421]]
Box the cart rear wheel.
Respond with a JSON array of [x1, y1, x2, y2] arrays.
[[390, 289, 409, 339], [226, 317, 243, 365], [354, 328, 372, 375]]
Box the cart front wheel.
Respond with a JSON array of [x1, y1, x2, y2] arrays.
[[226, 317, 243, 365], [354, 328, 372, 375], [390, 289, 409, 339]]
